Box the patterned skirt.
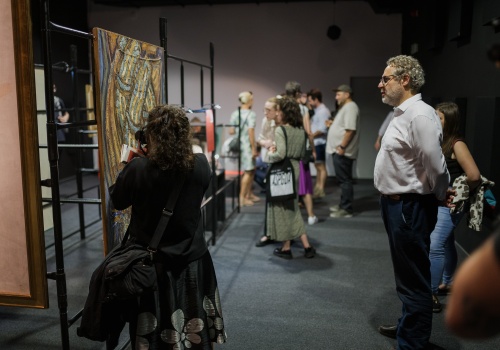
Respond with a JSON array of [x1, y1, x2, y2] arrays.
[[129, 251, 227, 349]]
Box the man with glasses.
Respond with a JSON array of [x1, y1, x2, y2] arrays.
[[374, 55, 450, 349]]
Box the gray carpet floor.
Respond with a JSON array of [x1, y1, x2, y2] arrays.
[[1, 176, 500, 349]]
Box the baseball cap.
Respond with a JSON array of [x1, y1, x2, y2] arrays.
[[333, 84, 352, 93]]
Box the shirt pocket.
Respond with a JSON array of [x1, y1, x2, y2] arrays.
[[381, 137, 407, 165]]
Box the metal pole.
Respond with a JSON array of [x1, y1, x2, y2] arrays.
[[200, 67, 204, 107], [71, 44, 86, 240], [40, 0, 70, 348], [180, 62, 184, 106], [159, 18, 168, 104], [210, 43, 218, 246]]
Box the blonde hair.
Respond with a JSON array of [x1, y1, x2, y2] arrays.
[[238, 91, 253, 104]]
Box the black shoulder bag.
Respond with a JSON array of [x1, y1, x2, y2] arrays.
[[266, 126, 296, 202], [104, 177, 185, 300], [77, 177, 185, 341]]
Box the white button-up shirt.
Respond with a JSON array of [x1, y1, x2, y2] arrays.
[[374, 94, 450, 200]]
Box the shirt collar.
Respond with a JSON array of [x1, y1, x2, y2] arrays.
[[394, 93, 422, 116]]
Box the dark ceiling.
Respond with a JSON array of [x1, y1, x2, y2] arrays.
[[92, 0, 405, 14]]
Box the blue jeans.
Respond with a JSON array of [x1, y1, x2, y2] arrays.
[[380, 194, 438, 350], [332, 153, 354, 213], [429, 206, 463, 294]]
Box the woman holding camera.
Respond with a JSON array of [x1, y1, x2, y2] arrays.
[[110, 105, 226, 349]]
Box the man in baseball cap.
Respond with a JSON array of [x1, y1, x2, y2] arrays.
[[326, 84, 360, 218]]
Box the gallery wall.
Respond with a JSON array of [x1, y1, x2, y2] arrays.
[[88, 0, 402, 179]]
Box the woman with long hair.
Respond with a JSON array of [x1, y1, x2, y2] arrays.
[[110, 105, 227, 349], [255, 97, 279, 247], [267, 96, 316, 259], [430, 102, 480, 312]]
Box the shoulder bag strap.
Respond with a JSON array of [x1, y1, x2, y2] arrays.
[[147, 176, 186, 252], [280, 126, 289, 157], [238, 107, 250, 129]]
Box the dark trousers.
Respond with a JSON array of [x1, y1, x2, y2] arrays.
[[380, 194, 438, 350], [332, 153, 354, 213]]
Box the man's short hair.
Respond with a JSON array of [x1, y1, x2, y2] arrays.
[[387, 55, 425, 93], [285, 81, 301, 97], [307, 88, 322, 102]]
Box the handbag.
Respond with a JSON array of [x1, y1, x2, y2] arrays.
[[266, 126, 296, 202], [228, 107, 249, 153], [104, 177, 184, 302]]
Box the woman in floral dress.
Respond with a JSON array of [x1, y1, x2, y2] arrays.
[[229, 91, 258, 206]]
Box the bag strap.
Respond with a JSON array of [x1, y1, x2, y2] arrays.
[[280, 126, 288, 156], [238, 106, 250, 129], [147, 176, 186, 252]]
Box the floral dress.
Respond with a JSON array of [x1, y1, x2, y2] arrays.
[[230, 109, 256, 171]]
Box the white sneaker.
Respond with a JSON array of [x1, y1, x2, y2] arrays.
[[308, 216, 318, 225], [329, 205, 340, 212]]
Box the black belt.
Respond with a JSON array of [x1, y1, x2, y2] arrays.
[[380, 193, 433, 201]]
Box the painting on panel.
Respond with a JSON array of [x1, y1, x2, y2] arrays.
[[93, 28, 165, 252], [0, 0, 47, 308]]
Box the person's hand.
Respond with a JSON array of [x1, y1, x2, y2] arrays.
[[325, 119, 333, 128], [58, 112, 69, 123], [443, 188, 456, 208], [252, 149, 259, 159], [261, 139, 272, 148], [312, 150, 317, 162], [374, 140, 381, 151], [336, 146, 345, 156], [268, 145, 276, 153]]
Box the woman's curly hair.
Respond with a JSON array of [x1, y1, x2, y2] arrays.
[[145, 105, 195, 171], [387, 55, 425, 93], [277, 96, 303, 128]]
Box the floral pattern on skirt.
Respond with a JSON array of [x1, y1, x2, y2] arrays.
[[129, 251, 227, 349]]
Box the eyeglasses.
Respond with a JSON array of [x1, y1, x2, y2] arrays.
[[380, 75, 397, 85]]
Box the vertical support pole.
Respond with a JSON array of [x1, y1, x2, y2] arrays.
[[180, 62, 185, 106], [159, 17, 168, 104], [71, 45, 86, 240], [40, 0, 70, 348], [210, 43, 217, 246], [200, 67, 204, 108], [237, 106, 241, 214]]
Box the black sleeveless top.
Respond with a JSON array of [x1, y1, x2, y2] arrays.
[[445, 138, 465, 185]]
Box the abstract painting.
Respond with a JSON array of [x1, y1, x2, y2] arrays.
[[93, 28, 165, 252]]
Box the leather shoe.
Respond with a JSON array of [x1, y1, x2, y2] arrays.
[[273, 247, 292, 259], [378, 325, 397, 339], [255, 236, 275, 247], [432, 295, 442, 313]]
